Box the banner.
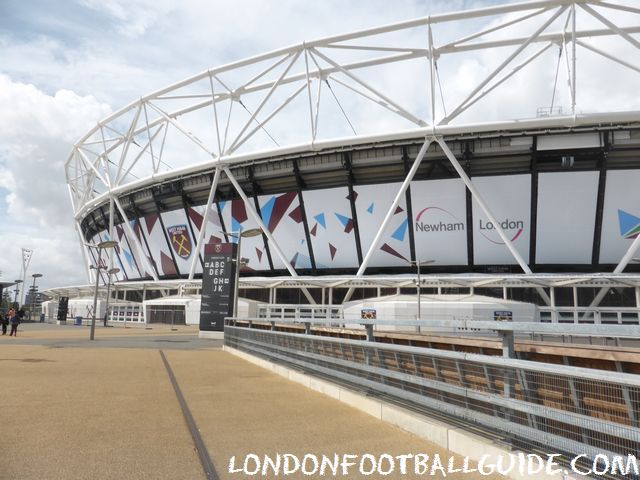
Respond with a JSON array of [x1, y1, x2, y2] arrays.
[[472, 174, 531, 265], [199, 243, 237, 331], [411, 178, 468, 266], [536, 171, 598, 264], [600, 169, 640, 264], [354, 182, 411, 267]]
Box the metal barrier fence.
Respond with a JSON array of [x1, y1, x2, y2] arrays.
[[257, 304, 344, 321], [539, 306, 640, 325], [225, 324, 640, 478], [255, 302, 640, 326]]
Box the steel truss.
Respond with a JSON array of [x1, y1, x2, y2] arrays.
[[66, 1, 640, 297]]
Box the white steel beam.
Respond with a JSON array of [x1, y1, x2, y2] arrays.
[[145, 101, 216, 157], [311, 47, 427, 127], [358, 136, 433, 276], [441, 5, 567, 124], [222, 167, 316, 305], [188, 167, 221, 279], [113, 197, 159, 282], [436, 137, 551, 306], [227, 51, 301, 153]]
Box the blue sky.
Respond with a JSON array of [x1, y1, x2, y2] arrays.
[[0, 0, 637, 289]]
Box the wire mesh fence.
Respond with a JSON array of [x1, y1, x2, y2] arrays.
[[225, 325, 640, 478]]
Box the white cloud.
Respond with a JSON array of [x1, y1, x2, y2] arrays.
[[0, 0, 639, 290], [0, 74, 110, 287]]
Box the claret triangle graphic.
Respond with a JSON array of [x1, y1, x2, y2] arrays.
[[618, 209, 640, 239]]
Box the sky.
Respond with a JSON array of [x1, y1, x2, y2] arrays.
[[0, 0, 638, 291]]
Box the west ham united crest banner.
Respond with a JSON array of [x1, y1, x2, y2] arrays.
[[199, 242, 237, 331], [168, 225, 192, 259]]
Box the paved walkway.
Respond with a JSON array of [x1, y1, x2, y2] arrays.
[[0, 324, 504, 480]]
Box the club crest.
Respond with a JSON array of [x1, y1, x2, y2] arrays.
[[168, 225, 192, 259]]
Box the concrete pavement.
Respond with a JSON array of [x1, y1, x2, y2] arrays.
[[0, 324, 505, 479]]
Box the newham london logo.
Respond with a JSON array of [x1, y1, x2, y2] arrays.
[[618, 209, 640, 239]]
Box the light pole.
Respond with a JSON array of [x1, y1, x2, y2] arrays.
[[30, 273, 43, 321], [103, 267, 120, 327], [89, 240, 118, 341], [13, 280, 23, 308], [405, 259, 434, 323], [222, 228, 262, 318]]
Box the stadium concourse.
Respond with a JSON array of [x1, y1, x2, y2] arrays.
[[41, 0, 640, 478]]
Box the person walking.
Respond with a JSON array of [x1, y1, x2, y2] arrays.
[[1, 310, 8, 335], [9, 308, 19, 336]]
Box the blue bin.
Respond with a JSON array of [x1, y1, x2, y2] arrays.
[[74, 316, 83, 326], [40, 313, 45, 323]]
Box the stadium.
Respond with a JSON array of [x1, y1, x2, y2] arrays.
[[56, 0, 640, 323]]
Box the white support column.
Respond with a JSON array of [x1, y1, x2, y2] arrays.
[[550, 287, 557, 323], [358, 137, 433, 276], [588, 230, 640, 311], [108, 196, 115, 271], [437, 137, 551, 306], [571, 2, 577, 115], [503, 286, 508, 300], [188, 167, 221, 279], [341, 137, 433, 304], [113, 197, 159, 281], [222, 167, 316, 305], [573, 286, 579, 322], [75, 221, 93, 283], [438, 138, 529, 271]]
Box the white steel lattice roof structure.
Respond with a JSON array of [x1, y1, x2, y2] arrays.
[[65, 0, 640, 309]]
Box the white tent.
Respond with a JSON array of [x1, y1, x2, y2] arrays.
[[343, 293, 538, 331], [143, 295, 260, 326]]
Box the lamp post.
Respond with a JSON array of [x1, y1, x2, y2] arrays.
[[13, 280, 23, 308], [30, 273, 43, 321], [89, 240, 118, 341], [405, 259, 434, 324], [103, 267, 120, 327], [222, 228, 262, 319]]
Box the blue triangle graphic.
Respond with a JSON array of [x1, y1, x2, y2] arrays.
[[218, 200, 227, 212], [230, 218, 242, 242], [367, 203, 374, 214], [124, 249, 134, 267], [618, 209, 640, 236], [314, 213, 326, 229], [335, 212, 350, 228], [391, 218, 409, 242], [260, 197, 276, 229]]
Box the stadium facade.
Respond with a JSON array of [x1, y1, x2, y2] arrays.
[[62, 0, 640, 311]]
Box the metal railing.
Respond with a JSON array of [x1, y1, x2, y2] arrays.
[[257, 302, 640, 326], [539, 306, 640, 325], [257, 303, 344, 321], [225, 321, 640, 478]]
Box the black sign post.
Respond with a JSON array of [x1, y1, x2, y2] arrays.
[[199, 243, 237, 332], [57, 296, 69, 323]]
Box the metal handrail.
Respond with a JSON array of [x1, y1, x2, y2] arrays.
[[231, 315, 640, 338], [225, 324, 640, 476], [226, 323, 640, 387]]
